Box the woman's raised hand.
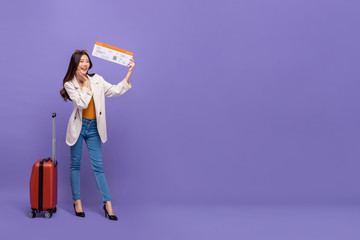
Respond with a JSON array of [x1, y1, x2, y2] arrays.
[[127, 58, 135, 72], [76, 71, 90, 88]]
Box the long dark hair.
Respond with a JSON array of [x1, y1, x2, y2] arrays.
[[60, 51, 95, 102]]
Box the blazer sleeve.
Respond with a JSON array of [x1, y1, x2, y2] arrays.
[[100, 75, 132, 97], [64, 81, 93, 109]]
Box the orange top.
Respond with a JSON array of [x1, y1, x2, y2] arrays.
[[82, 96, 96, 120]]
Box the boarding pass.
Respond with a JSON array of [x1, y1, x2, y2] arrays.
[[92, 41, 134, 67]]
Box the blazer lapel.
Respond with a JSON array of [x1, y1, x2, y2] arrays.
[[89, 75, 100, 115], [89, 75, 99, 92]]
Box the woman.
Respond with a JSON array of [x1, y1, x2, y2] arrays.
[[59, 50, 135, 220]]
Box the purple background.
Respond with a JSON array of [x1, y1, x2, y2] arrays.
[[1, 0, 360, 239]]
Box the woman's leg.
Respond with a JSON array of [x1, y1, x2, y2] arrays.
[[85, 121, 111, 203], [70, 131, 84, 202]]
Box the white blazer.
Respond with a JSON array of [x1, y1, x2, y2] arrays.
[[64, 74, 131, 146]]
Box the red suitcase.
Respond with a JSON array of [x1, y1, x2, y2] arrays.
[[29, 113, 58, 218]]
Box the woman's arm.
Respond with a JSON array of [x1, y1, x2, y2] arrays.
[[103, 58, 135, 97], [102, 77, 131, 98], [64, 81, 93, 109]]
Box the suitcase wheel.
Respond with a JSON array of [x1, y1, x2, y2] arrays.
[[45, 211, 52, 219], [28, 211, 36, 218]]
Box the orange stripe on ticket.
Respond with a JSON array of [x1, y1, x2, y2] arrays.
[[95, 41, 134, 56]]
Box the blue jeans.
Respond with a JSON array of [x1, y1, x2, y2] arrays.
[[70, 118, 111, 202]]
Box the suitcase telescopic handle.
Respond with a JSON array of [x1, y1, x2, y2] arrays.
[[52, 113, 57, 166]]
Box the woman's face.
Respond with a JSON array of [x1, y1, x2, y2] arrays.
[[77, 54, 90, 74]]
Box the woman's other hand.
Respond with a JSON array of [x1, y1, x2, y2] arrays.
[[76, 71, 90, 88]]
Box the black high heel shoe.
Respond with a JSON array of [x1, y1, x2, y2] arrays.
[[73, 203, 85, 217], [103, 204, 118, 221]]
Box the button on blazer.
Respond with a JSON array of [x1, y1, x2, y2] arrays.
[[64, 74, 131, 146]]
